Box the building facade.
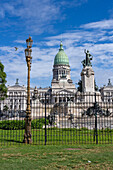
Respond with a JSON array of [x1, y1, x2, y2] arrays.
[[0, 43, 112, 118]]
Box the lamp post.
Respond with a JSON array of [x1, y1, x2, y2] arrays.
[[23, 36, 33, 144]]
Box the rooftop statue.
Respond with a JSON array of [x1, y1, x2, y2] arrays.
[[82, 50, 93, 68]]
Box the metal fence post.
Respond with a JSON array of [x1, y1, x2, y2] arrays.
[[45, 93, 47, 145], [94, 93, 98, 144]]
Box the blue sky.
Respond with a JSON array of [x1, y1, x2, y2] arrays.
[[0, 0, 113, 88]]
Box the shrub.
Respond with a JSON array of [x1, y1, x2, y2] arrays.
[[0, 118, 49, 130], [0, 120, 25, 130], [31, 118, 49, 129], [78, 127, 89, 131], [62, 128, 77, 131], [100, 128, 112, 132]]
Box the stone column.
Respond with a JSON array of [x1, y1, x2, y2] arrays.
[[81, 66, 95, 93]]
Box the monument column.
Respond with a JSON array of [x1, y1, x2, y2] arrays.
[[81, 50, 95, 93]]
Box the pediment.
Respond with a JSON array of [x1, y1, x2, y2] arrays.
[[56, 89, 74, 94]]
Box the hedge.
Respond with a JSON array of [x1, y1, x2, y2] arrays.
[[0, 118, 49, 130]]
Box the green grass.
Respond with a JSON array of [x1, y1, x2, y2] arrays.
[[0, 144, 113, 169], [0, 128, 113, 145]]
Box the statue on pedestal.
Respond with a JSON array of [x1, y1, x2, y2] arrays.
[[82, 50, 93, 68]]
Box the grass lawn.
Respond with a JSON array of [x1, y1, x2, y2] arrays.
[[0, 128, 113, 145], [0, 144, 113, 169]]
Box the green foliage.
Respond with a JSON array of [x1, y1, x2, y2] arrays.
[[3, 105, 9, 112], [47, 127, 89, 131], [0, 120, 25, 130], [31, 118, 49, 129], [62, 128, 77, 131], [78, 127, 89, 131], [0, 61, 7, 100], [100, 128, 113, 132], [0, 118, 49, 130]]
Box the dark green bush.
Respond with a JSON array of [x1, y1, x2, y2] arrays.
[[0, 120, 25, 130], [0, 118, 49, 130], [100, 128, 113, 132], [31, 118, 49, 129], [78, 127, 89, 131], [62, 128, 77, 131]]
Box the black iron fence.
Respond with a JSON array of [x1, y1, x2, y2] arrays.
[[0, 92, 113, 145]]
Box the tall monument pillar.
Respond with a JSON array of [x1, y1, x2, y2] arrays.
[[81, 50, 95, 93]]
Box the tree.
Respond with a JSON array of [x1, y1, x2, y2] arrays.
[[3, 105, 9, 112], [0, 61, 7, 100]]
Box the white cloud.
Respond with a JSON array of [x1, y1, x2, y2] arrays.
[[0, 0, 88, 34], [0, 0, 61, 34], [59, 0, 88, 7], [45, 26, 113, 87], [81, 19, 113, 30], [14, 40, 26, 44], [1, 18, 113, 87]]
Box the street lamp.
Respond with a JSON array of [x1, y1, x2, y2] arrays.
[[23, 36, 33, 144]]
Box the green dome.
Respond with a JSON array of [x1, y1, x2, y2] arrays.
[[54, 42, 69, 65]]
